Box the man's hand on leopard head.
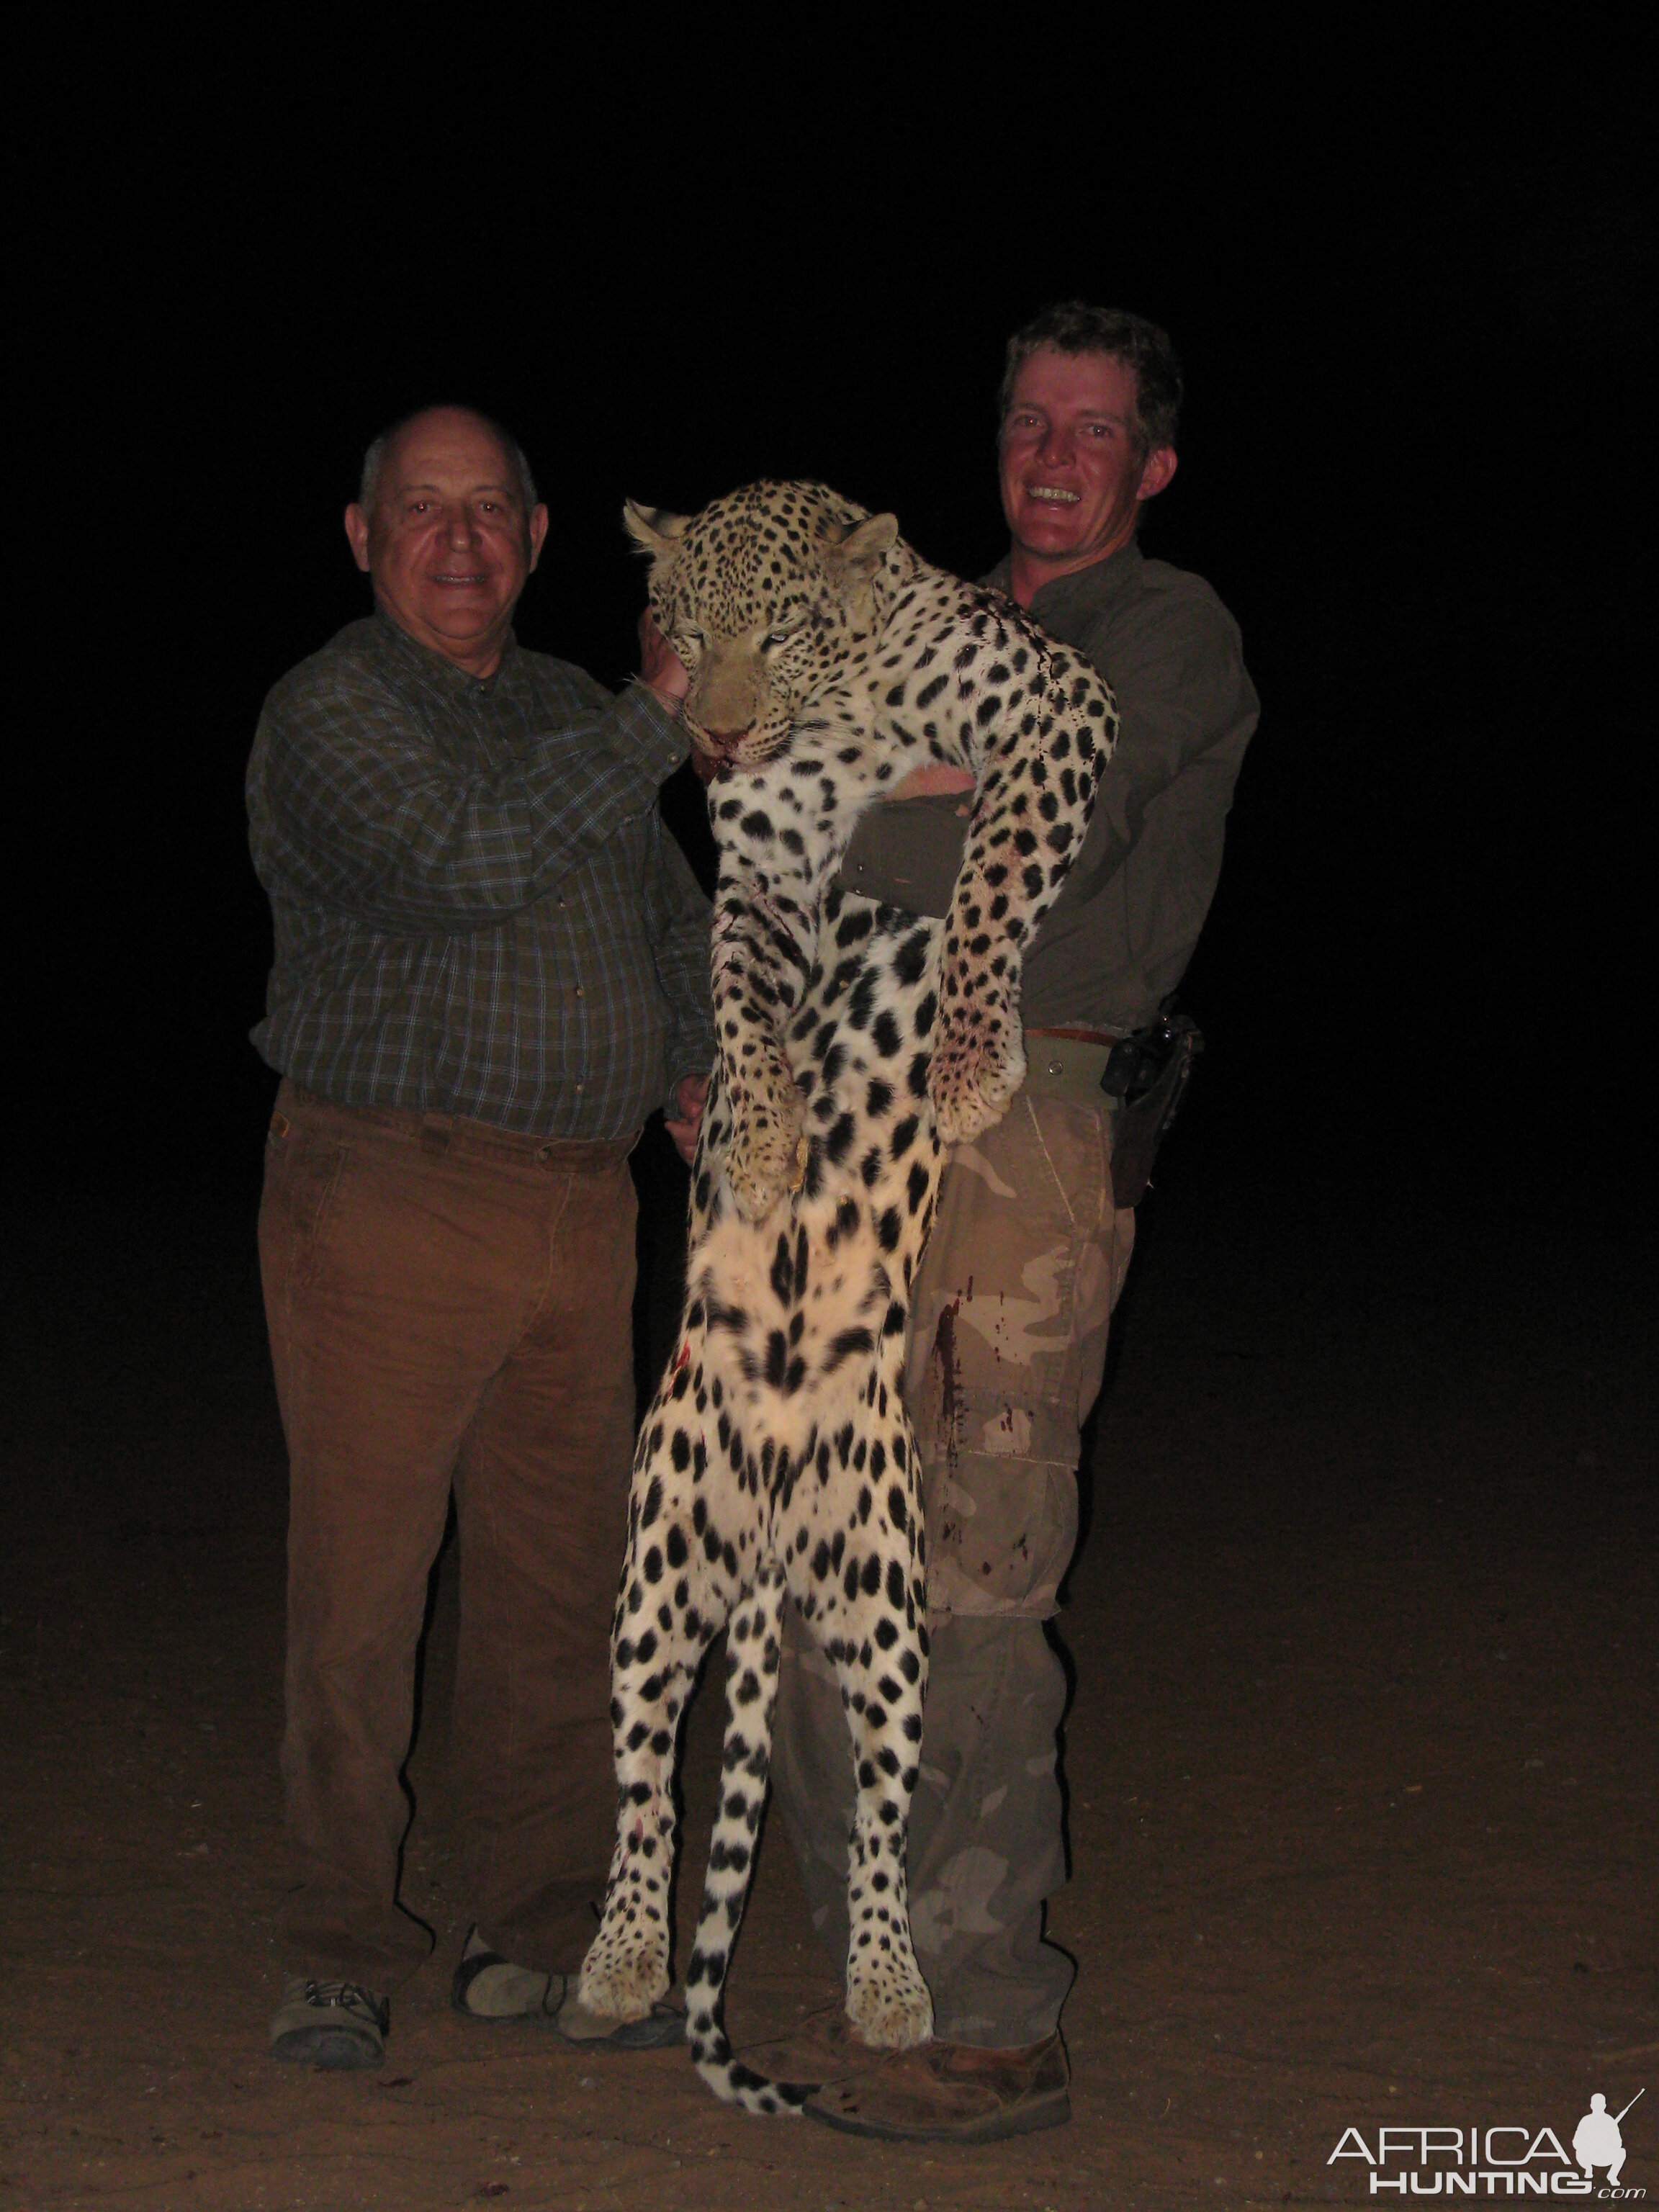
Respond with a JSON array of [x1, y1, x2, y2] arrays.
[[639, 608, 691, 712]]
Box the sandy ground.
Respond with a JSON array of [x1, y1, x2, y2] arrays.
[[1, 1162, 1653, 2210]]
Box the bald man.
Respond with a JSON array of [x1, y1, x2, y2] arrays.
[[249, 407, 711, 2068]]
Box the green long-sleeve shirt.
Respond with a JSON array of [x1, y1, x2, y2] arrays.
[[248, 611, 715, 1138], [837, 541, 1259, 1033]]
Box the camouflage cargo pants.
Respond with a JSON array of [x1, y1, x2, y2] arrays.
[[773, 1036, 1135, 2046]]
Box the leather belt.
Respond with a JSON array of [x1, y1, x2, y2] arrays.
[[1026, 1025, 1120, 1048]]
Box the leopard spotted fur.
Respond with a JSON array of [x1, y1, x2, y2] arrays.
[[577, 481, 1116, 2112]]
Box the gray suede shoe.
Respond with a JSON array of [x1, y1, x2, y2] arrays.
[[269, 1977, 389, 2071], [450, 1929, 559, 2020], [451, 1927, 684, 2049]]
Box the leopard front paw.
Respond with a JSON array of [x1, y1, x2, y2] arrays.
[[723, 1072, 806, 1224], [928, 1005, 1024, 1146]]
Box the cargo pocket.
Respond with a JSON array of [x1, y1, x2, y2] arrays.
[[911, 1089, 1108, 1620], [930, 1444, 1079, 1619]]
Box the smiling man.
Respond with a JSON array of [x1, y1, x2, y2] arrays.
[[342, 412, 549, 676], [767, 306, 1260, 2141], [999, 343, 1178, 588], [248, 405, 711, 2070]]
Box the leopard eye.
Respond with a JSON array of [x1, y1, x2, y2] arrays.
[[762, 619, 806, 649]]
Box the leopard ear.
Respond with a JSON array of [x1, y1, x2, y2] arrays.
[[622, 500, 693, 562], [835, 511, 900, 572]]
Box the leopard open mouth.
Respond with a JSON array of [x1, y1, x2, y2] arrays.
[[684, 710, 792, 770]]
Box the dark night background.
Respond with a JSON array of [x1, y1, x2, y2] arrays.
[[12, 30, 1652, 1280]]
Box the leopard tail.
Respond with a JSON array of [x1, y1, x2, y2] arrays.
[[685, 1560, 814, 2114]]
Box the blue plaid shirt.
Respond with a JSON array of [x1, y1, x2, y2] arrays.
[[248, 613, 715, 1138]]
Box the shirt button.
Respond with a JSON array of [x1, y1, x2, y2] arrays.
[[575, 986, 584, 999]]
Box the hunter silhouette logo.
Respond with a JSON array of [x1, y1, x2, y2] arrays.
[[1328, 2085, 1645, 2196], [1575, 2092, 1642, 2189]]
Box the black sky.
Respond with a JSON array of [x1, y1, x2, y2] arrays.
[[17, 30, 1651, 1218]]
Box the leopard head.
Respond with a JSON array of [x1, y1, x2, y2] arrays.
[[624, 480, 902, 770]]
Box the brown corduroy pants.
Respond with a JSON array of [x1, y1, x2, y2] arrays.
[[258, 1080, 639, 1990]]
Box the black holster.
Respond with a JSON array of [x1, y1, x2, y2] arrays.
[[1101, 998, 1204, 1206]]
